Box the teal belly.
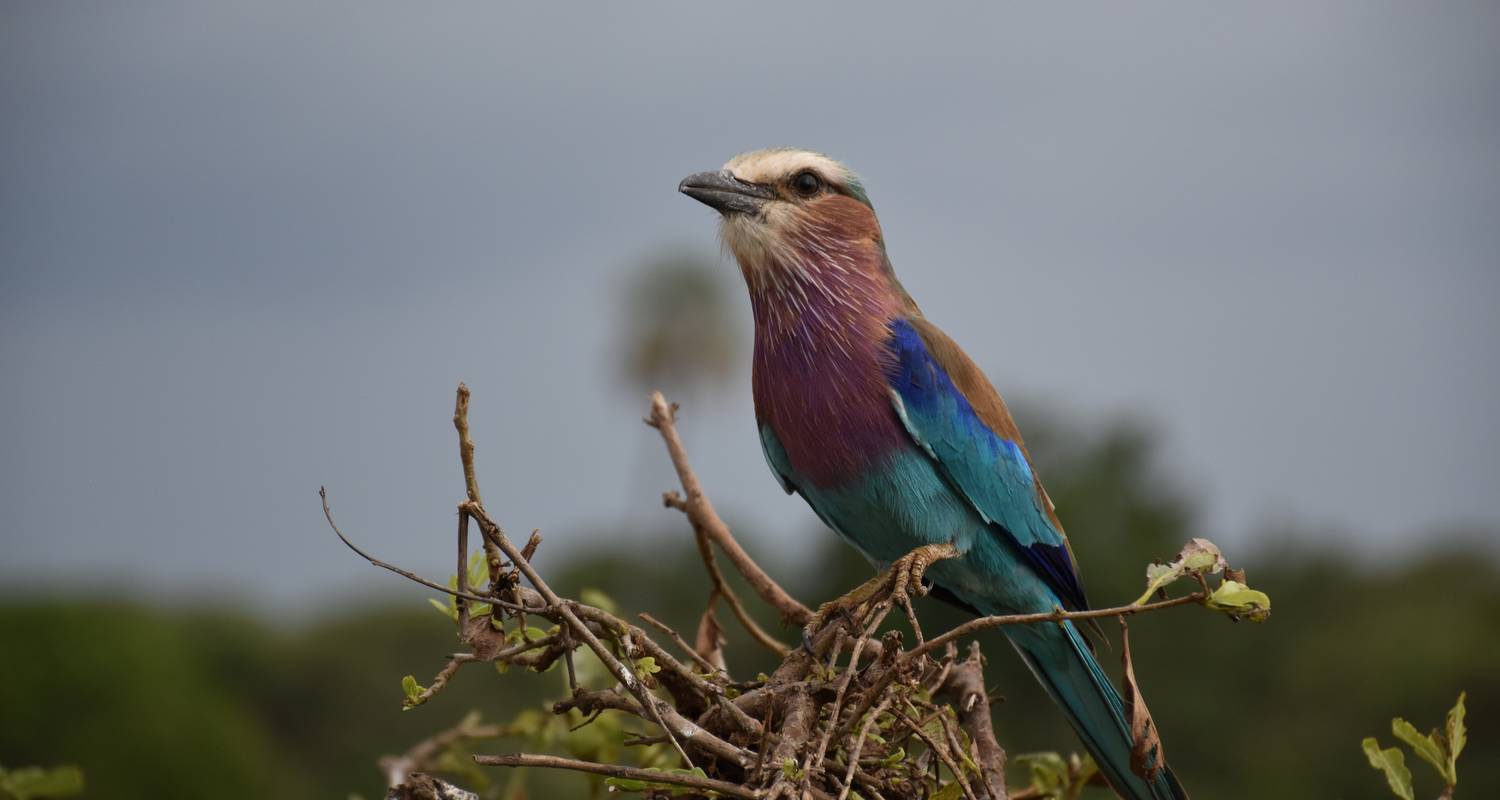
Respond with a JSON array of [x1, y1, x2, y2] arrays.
[[802, 448, 1058, 616]]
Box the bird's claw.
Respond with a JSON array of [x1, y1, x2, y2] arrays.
[[801, 543, 960, 655], [887, 542, 961, 607]]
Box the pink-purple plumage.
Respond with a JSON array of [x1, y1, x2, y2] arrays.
[[746, 195, 908, 487]]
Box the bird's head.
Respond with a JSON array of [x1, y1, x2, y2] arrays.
[[679, 148, 890, 289]]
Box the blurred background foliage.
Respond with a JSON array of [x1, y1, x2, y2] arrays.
[[3, 260, 1494, 798], [3, 405, 1494, 798]]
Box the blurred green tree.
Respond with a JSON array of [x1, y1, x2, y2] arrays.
[[2, 409, 1492, 798]]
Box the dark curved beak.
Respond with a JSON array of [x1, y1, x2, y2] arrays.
[[678, 170, 775, 215]]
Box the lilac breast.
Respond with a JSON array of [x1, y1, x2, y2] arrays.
[[749, 278, 908, 488]]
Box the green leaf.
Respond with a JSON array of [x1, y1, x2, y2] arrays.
[[878, 746, 907, 768], [1362, 737, 1414, 800], [1204, 580, 1271, 622], [428, 597, 459, 621], [1016, 752, 1069, 795], [400, 675, 426, 709], [505, 625, 550, 646], [0, 765, 86, 800], [1447, 691, 1467, 783], [579, 588, 619, 615], [466, 550, 489, 591], [780, 758, 803, 780], [929, 781, 966, 800], [1134, 561, 1183, 605], [1391, 718, 1448, 782], [634, 656, 661, 676]]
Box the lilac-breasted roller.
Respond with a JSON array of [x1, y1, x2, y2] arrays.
[[680, 148, 1187, 800]]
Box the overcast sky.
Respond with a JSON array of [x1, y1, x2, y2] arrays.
[[3, 3, 1497, 607]]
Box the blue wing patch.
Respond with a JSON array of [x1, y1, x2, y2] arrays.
[[886, 318, 1090, 612]]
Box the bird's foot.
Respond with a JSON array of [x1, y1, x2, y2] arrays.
[[887, 542, 961, 608], [800, 543, 961, 655]]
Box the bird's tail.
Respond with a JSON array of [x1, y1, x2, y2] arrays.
[[1006, 619, 1188, 800]]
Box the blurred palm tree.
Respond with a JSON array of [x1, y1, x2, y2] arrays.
[[615, 248, 741, 401]]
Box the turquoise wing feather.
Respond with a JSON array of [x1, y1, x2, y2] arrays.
[[884, 317, 1090, 611]]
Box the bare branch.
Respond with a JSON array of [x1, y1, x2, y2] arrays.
[[908, 591, 1207, 665], [319, 487, 511, 610], [640, 611, 722, 676], [939, 642, 1008, 800], [332, 387, 1255, 800], [474, 753, 760, 799], [649, 392, 812, 625], [669, 490, 793, 657], [382, 711, 501, 787]]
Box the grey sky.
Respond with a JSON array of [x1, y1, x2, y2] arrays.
[[3, 3, 1497, 606]]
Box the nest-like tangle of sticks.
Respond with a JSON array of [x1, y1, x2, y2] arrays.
[[324, 386, 1262, 800]]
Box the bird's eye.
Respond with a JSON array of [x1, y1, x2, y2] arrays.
[[792, 170, 823, 197]]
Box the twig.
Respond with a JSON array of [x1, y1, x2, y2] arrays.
[[649, 392, 812, 625], [474, 753, 760, 799], [408, 654, 474, 708], [907, 592, 1206, 665], [836, 696, 892, 800], [640, 612, 721, 676], [456, 505, 471, 632], [383, 712, 501, 787], [453, 383, 484, 507], [669, 490, 792, 657], [764, 685, 814, 800], [450, 395, 698, 769], [896, 706, 978, 800], [319, 487, 514, 610], [939, 642, 1008, 800], [939, 712, 979, 798], [803, 610, 884, 789], [465, 502, 703, 769]]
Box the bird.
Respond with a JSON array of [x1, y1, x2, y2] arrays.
[[679, 148, 1188, 800]]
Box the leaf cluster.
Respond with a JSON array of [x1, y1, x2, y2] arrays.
[[1362, 692, 1467, 800]]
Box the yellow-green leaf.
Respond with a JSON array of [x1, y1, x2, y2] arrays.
[[1016, 752, 1069, 794], [1179, 538, 1225, 574], [400, 675, 426, 709], [1134, 562, 1183, 606], [428, 597, 458, 621], [879, 746, 906, 768], [466, 550, 489, 591], [929, 781, 966, 800], [1447, 691, 1467, 783], [505, 625, 548, 646], [1205, 580, 1271, 622], [1362, 737, 1414, 800], [579, 588, 618, 615], [1391, 718, 1447, 782]]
